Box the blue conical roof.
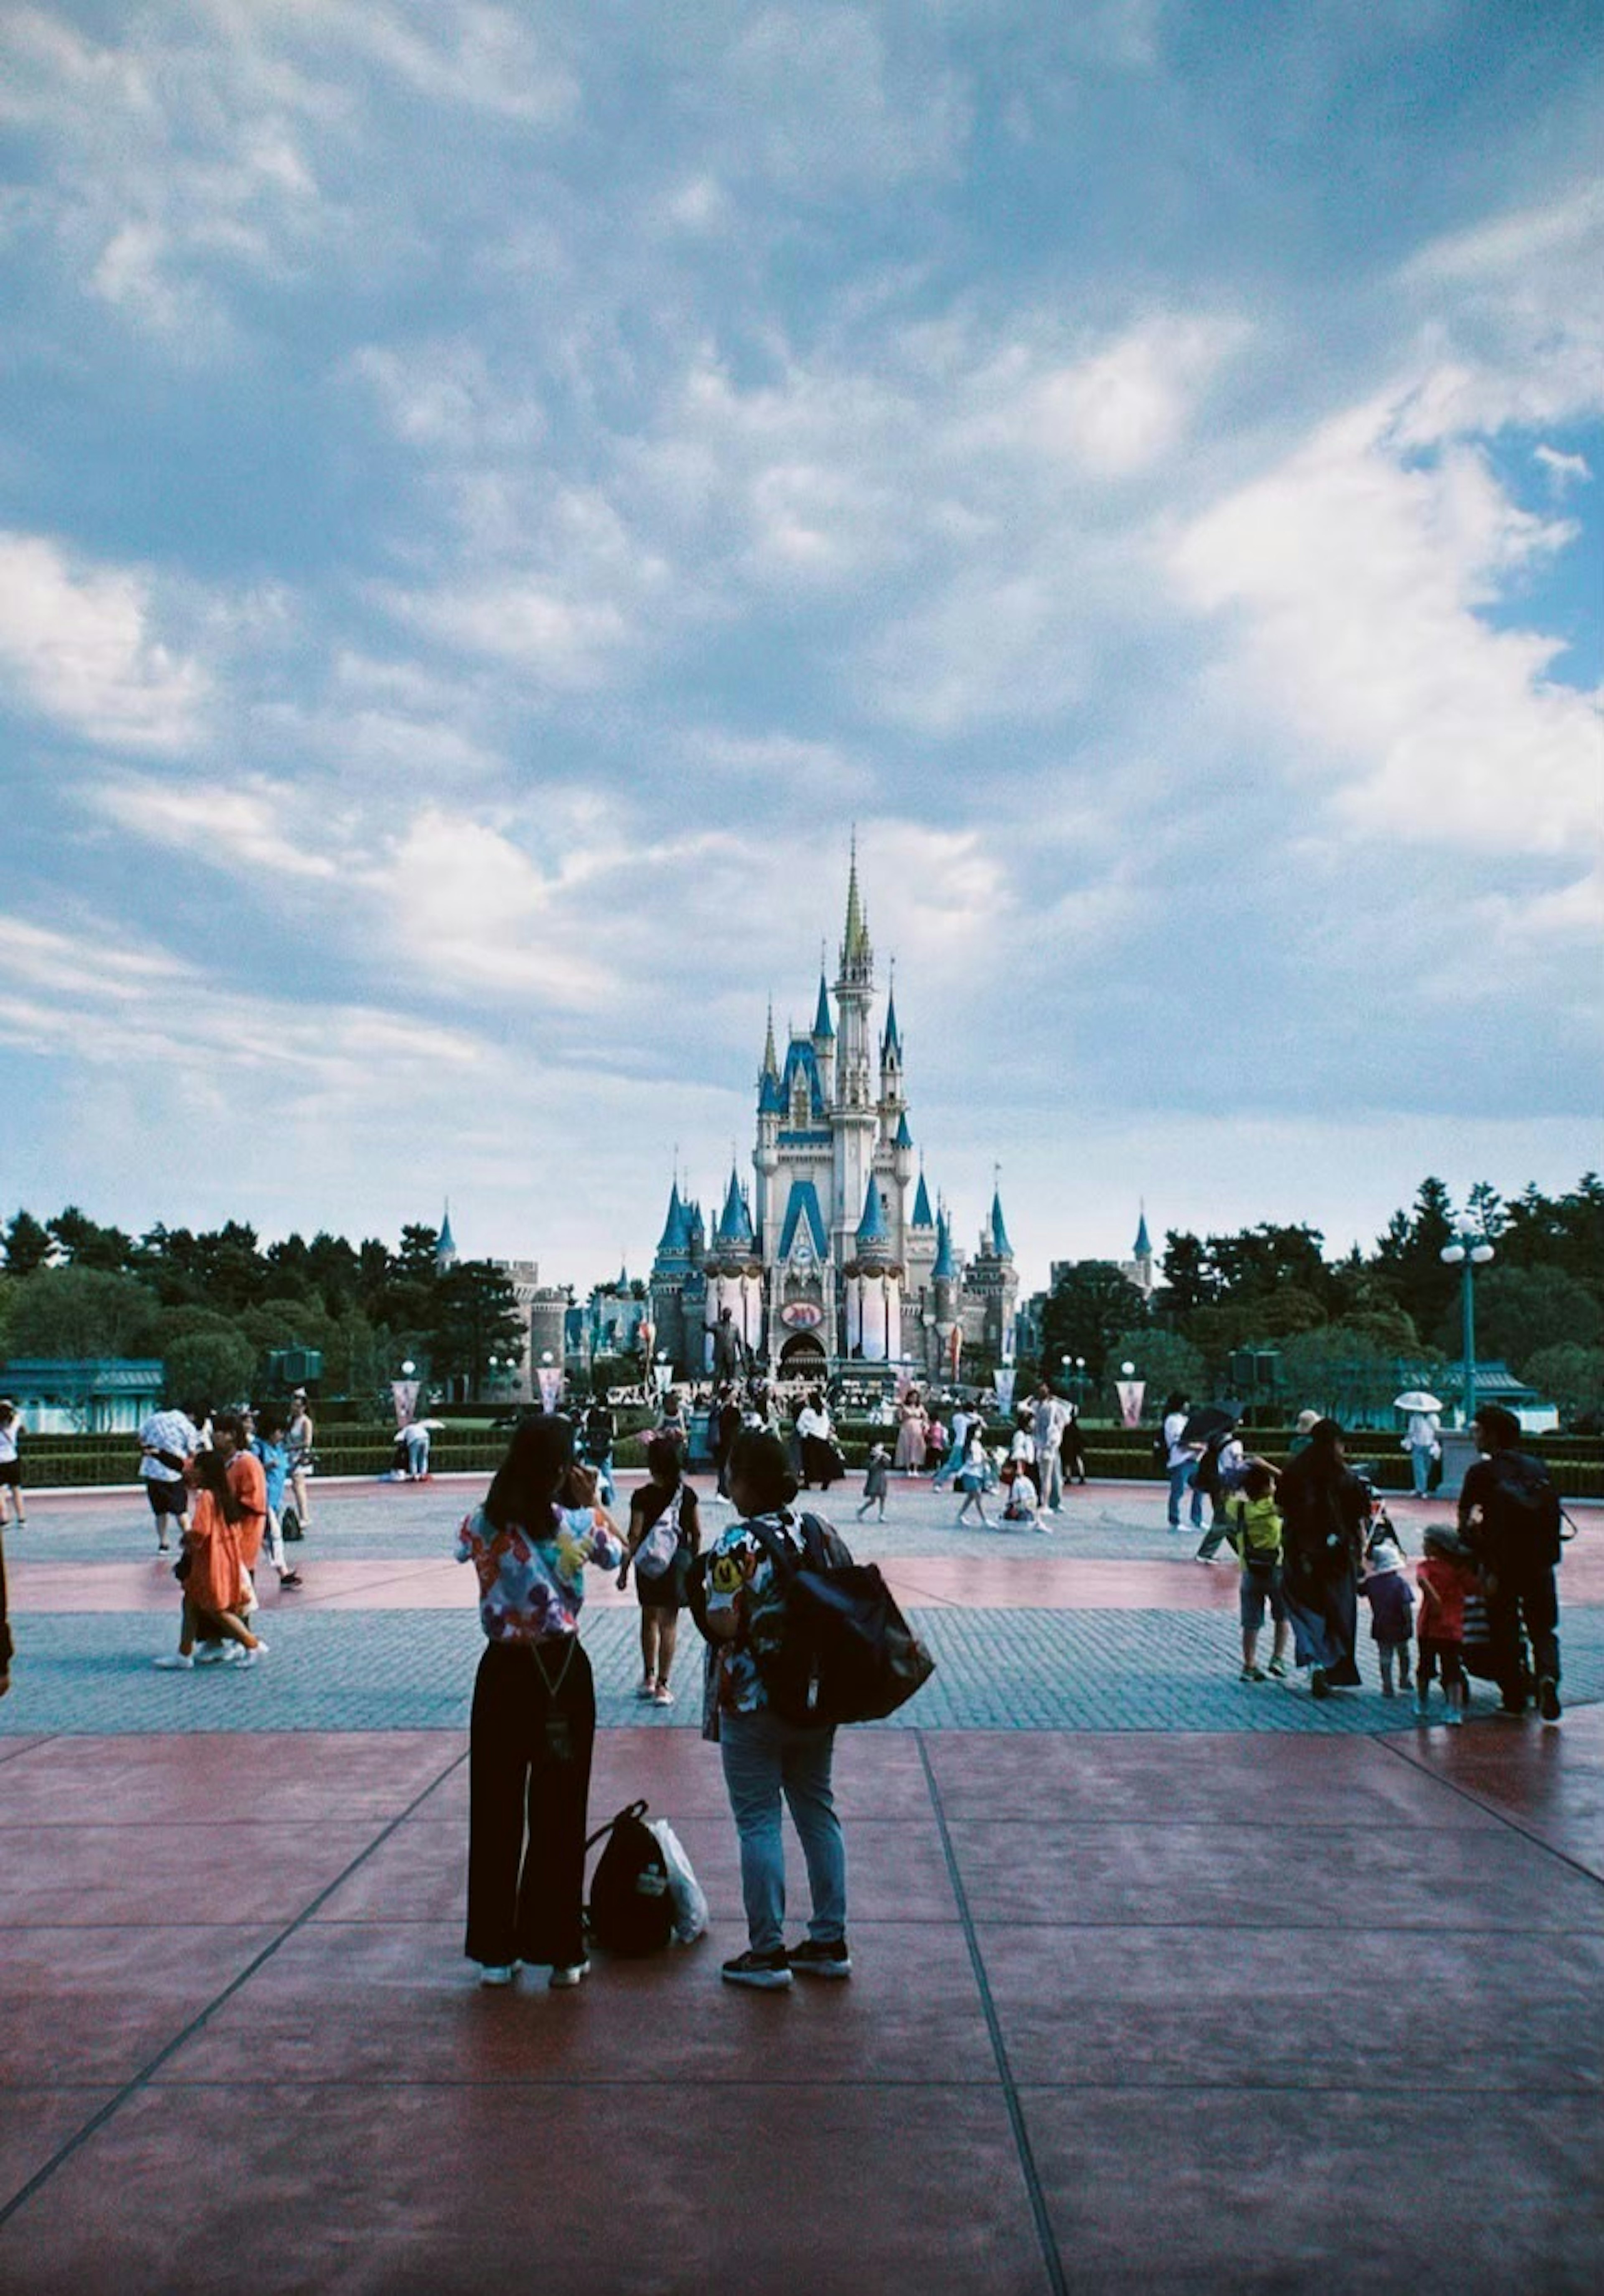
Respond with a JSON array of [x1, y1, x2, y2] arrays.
[[932, 1211, 958, 1282], [893, 1110, 913, 1150], [812, 973, 835, 1040], [911, 1171, 934, 1228], [856, 1173, 890, 1250], [438, 1203, 455, 1254], [1134, 1210, 1152, 1258], [716, 1167, 754, 1249], [656, 1183, 688, 1255], [990, 1187, 1013, 1258], [759, 1068, 785, 1115], [882, 985, 901, 1057]]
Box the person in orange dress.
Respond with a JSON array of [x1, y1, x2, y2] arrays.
[[154, 1452, 266, 1671]]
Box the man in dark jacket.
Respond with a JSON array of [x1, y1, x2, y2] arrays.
[[1458, 1404, 1563, 1721], [1277, 1419, 1368, 1696]]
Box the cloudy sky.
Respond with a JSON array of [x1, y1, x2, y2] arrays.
[[1, 0, 1599, 1295]]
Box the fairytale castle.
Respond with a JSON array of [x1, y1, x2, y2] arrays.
[[648, 852, 1018, 1383]]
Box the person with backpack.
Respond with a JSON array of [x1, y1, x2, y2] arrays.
[[619, 1435, 702, 1706], [700, 1429, 852, 1990], [455, 1416, 625, 1990], [1277, 1419, 1367, 1697], [1458, 1404, 1564, 1722], [1225, 1459, 1290, 1683]]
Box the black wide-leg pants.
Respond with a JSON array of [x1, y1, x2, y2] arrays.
[[465, 1638, 596, 1969]]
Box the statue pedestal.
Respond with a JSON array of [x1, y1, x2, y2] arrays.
[[1434, 1429, 1478, 1502]]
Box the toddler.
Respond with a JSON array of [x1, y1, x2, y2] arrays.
[[1226, 1460, 1289, 1682], [858, 1442, 890, 1522], [1414, 1528, 1472, 1725], [1360, 1531, 1415, 1696]]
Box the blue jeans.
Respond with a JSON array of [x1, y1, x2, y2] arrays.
[[1410, 1447, 1433, 1497], [719, 1706, 847, 1954], [1167, 1460, 1202, 1528]]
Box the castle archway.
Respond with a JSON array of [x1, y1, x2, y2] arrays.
[[779, 1332, 828, 1373]]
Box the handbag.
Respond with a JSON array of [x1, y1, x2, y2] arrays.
[[633, 1487, 684, 1581]]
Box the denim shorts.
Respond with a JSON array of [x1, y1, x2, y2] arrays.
[[1239, 1564, 1286, 1629]]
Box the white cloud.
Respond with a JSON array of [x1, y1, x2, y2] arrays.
[[722, 8, 968, 192], [94, 778, 341, 881], [347, 340, 547, 453], [1533, 444, 1591, 495], [1171, 396, 1602, 861], [0, 531, 206, 751]]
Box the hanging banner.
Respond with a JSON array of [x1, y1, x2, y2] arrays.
[[536, 1365, 563, 1413], [1116, 1379, 1146, 1429], [391, 1380, 419, 1428], [995, 1368, 1016, 1417]]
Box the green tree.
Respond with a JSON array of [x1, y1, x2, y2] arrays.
[[162, 1327, 257, 1409], [1157, 1231, 1215, 1319], [1439, 1265, 1604, 1374], [1106, 1328, 1205, 1411], [1279, 1322, 1445, 1429], [1372, 1177, 1459, 1335], [426, 1261, 523, 1397], [1040, 1262, 1148, 1381], [1520, 1344, 1604, 1432], [48, 1205, 134, 1272], [7, 1268, 161, 1358], [3, 1209, 53, 1277]]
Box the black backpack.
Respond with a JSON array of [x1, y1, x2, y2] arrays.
[[1486, 1454, 1564, 1567], [1194, 1442, 1223, 1500], [585, 1800, 673, 1956], [747, 1512, 935, 1729]]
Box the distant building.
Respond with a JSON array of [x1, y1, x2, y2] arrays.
[[1119, 1208, 1157, 1301], [647, 850, 1018, 1383], [0, 1358, 164, 1435]]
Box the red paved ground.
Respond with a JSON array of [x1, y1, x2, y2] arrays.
[[1, 1715, 1600, 2291]]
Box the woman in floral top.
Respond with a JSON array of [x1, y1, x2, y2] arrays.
[[456, 1417, 624, 1990]]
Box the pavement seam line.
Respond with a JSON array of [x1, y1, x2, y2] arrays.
[[1370, 1731, 1604, 1892], [915, 1729, 1069, 2296], [0, 1744, 470, 2233]]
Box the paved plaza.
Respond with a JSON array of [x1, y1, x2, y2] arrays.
[[1, 1475, 1601, 2291]]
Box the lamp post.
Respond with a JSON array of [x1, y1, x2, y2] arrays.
[[1440, 1226, 1495, 1429]]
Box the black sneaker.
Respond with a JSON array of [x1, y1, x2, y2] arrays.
[[1538, 1677, 1562, 1723], [1310, 1668, 1330, 1700], [789, 1937, 852, 1978], [721, 1947, 792, 1990]]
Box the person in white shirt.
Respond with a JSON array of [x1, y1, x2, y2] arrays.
[[0, 1401, 26, 1527], [1007, 1412, 1042, 1522], [1030, 1384, 1068, 1512], [1403, 1410, 1441, 1497], [1162, 1393, 1204, 1534], [795, 1391, 840, 1490], [137, 1405, 198, 1555]]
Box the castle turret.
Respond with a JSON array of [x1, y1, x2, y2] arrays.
[[811, 966, 836, 1106], [832, 838, 878, 1284], [845, 1174, 901, 1363], [436, 1202, 458, 1273]]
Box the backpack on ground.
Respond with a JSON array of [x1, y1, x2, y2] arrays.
[[632, 1485, 684, 1581], [747, 1512, 935, 1729], [585, 1800, 675, 1955]]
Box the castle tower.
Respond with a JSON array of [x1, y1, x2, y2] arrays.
[[436, 1203, 458, 1274], [832, 837, 879, 1292], [845, 1173, 902, 1364], [811, 965, 836, 1107], [1122, 1206, 1157, 1301], [706, 1164, 764, 1365]]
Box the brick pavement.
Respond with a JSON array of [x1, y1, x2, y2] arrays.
[[1, 1480, 1599, 2291]]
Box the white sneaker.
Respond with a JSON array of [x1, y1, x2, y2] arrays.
[[193, 1645, 229, 1666], [153, 1652, 194, 1671], [652, 1683, 675, 1706], [635, 1679, 657, 1700], [548, 1961, 590, 1989], [478, 1962, 520, 1988], [236, 1642, 269, 1668]]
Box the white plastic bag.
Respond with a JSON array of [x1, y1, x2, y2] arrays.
[[646, 1817, 708, 1945]]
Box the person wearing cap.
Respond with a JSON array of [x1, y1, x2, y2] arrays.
[[1287, 1408, 1321, 1458], [1277, 1419, 1367, 1696], [1359, 1530, 1415, 1698], [1458, 1404, 1563, 1721]]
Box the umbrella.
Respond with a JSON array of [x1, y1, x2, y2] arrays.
[[1181, 1403, 1241, 1445], [395, 1417, 447, 1439], [1393, 1391, 1442, 1414]]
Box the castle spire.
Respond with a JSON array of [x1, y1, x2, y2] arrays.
[[762, 999, 778, 1078], [841, 830, 871, 969]]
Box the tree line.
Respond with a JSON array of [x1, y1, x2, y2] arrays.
[[1036, 1175, 1604, 1429], [0, 1212, 528, 1410]]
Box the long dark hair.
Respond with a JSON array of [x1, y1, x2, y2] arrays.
[[193, 1449, 243, 1525], [485, 1415, 575, 1532], [728, 1428, 798, 1513]]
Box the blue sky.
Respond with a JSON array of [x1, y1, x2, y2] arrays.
[[1, 0, 1599, 1294]]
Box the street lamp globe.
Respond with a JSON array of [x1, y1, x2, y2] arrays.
[[401, 1359, 416, 1377], [1120, 1361, 1135, 1378]]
